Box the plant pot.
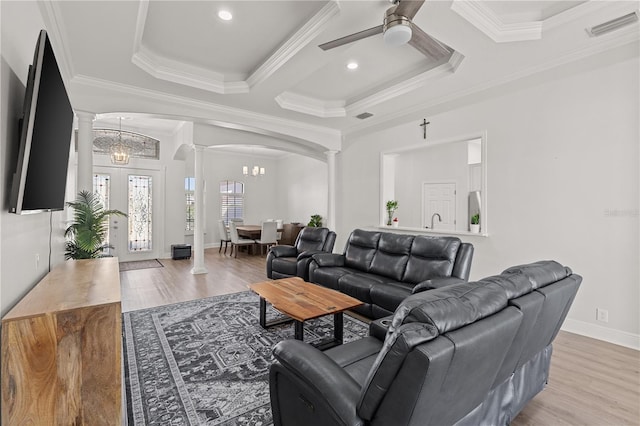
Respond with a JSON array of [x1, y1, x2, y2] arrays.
[[392, 221, 399, 228], [470, 224, 480, 233]]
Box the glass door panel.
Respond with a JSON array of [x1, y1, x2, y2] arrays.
[[94, 166, 161, 261]]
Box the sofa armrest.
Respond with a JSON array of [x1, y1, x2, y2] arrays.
[[271, 340, 363, 426], [270, 245, 298, 258], [412, 277, 466, 294], [369, 316, 393, 341], [297, 250, 323, 261], [311, 253, 345, 267]]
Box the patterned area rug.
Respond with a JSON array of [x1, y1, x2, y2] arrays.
[[119, 259, 164, 272], [123, 291, 369, 425]]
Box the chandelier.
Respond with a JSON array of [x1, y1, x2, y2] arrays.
[[110, 118, 130, 165], [242, 165, 265, 177]]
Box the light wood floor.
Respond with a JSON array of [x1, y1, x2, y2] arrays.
[[120, 249, 640, 425]]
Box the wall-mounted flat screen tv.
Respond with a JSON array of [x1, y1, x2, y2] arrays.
[[9, 29, 74, 214]]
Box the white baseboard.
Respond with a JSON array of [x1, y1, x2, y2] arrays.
[[562, 318, 640, 350]]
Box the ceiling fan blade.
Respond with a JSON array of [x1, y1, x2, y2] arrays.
[[408, 25, 453, 61], [319, 25, 384, 50], [394, 0, 425, 20]]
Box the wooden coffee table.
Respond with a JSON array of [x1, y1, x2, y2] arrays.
[[248, 277, 363, 350]]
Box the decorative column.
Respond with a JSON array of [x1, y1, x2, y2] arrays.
[[191, 145, 208, 274], [76, 111, 95, 193], [326, 150, 338, 231]]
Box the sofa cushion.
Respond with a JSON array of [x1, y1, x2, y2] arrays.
[[325, 336, 382, 385], [390, 279, 509, 334], [402, 236, 462, 283], [297, 227, 331, 252], [369, 233, 413, 281], [311, 266, 353, 291], [338, 273, 388, 303], [271, 257, 297, 277], [370, 282, 415, 314], [502, 260, 570, 290], [344, 230, 381, 272]]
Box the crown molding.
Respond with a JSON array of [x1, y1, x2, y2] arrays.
[[247, 1, 341, 88], [132, 47, 250, 94], [344, 26, 639, 138], [347, 52, 465, 115], [131, 0, 248, 94], [450, 0, 543, 43], [275, 52, 464, 118], [275, 92, 346, 118], [70, 74, 341, 146], [131, 1, 339, 95], [38, 0, 76, 82]]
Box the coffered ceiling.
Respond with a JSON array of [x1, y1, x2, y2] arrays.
[[38, 0, 639, 147]]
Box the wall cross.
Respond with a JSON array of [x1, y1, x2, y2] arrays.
[[420, 119, 430, 139]]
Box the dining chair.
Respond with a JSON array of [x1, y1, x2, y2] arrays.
[[275, 219, 283, 242], [217, 219, 231, 254], [229, 222, 255, 258], [256, 221, 278, 255]]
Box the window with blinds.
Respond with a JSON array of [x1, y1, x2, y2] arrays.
[[220, 180, 244, 225]]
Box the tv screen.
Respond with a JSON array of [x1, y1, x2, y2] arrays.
[[9, 30, 74, 214]]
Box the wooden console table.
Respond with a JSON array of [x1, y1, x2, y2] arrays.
[[1, 257, 122, 425]]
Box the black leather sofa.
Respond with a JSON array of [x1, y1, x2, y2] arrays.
[[270, 260, 582, 426], [267, 227, 336, 281], [308, 229, 474, 318]]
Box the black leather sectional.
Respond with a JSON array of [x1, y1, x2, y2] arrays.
[[308, 229, 474, 318], [269, 260, 582, 425]]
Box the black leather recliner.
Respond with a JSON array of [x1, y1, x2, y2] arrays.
[[267, 227, 336, 281], [269, 260, 582, 426]]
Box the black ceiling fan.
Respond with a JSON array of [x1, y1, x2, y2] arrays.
[[319, 0, 452, 61]]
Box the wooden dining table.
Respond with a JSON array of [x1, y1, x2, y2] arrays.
[[236, 225, 283, 240]]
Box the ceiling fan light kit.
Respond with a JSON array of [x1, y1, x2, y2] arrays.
[[383, 14, 413, 46]]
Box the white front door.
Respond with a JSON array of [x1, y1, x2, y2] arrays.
[[423, 182, 456, 231], [94, 166, 162, 262]]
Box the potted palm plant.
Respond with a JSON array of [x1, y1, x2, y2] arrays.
[[64, 190, 126, 259]]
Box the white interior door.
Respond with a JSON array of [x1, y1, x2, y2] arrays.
[[423, 182, 456, 230], [94, 166, 162, 262]]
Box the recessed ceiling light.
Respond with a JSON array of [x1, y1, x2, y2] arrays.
[[218, 10, 233, 21], [346, 61, 358, 70]]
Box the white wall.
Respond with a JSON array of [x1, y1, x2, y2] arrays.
[[190, 150, 328, 247], [275, 154, 328, 226], [0, 1, 67, 316], [340, 52, 639, 348]]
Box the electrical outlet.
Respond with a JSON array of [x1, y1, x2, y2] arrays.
[[596, 308, 609, 323]]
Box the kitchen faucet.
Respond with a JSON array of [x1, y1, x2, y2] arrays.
[[431, 213, 442, 229]]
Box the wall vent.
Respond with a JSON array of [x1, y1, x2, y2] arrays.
[[587, 11, 638, 37], [356, 112, 374, 120]]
